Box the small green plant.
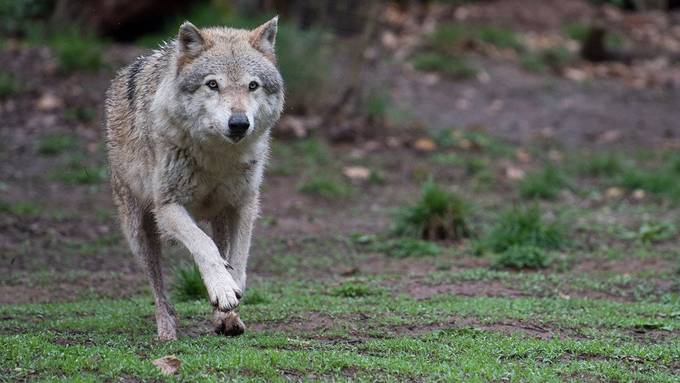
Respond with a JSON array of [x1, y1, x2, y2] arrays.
[[50, 158, 107, 185], [519, 165, 568, 200], [620, 221, 677, 245], [493, 245, 550, 270], [482, 205, 565, 254], [427, 24, 522, 52], [412, 52, 477, 79], [0, 71, 19, 99], [0, 200, 41, 216], [618, 167, 680, 200], [375, 238, 442, 258], [394, 179, 470, 240], [331, 281, 379, 298], [47, 29, 104, 73], [172, 265, 207, 302], [520, 46, 573, 73], [298, 174, 351, 199], [564, 22, 624, 49], [242, 288, 270, 305], [36, 133, 77, 156], [476, 26, 523, 51], [574, 152, 624, 177]]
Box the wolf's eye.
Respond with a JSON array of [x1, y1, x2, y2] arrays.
[[248, 81, 259, 91], [206, 80, 219, 90]]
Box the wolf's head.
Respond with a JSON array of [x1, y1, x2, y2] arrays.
[[160, 17, 284, 145]]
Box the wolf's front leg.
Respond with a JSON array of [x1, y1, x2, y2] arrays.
[[224, 199, 259, 292], [155, 203, 242, 311]]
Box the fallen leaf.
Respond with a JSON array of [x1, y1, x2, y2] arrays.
[[606, 187, 624, 199], [413, 138, 436, 152], [632, 189, 646, 200], [36, 93, 63, 111], [153, 355, 181, 375], [516, 149, 532, 163], [505, 166, 525, 180], [343, 166, 371, 181]]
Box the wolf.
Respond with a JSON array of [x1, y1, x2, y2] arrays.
[[105, 17, 284, 340]]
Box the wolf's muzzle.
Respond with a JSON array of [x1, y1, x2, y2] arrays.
[[227, 113, 250, 141]]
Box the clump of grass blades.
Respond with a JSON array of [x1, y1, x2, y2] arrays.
[[519, 164, 568, 200], [574, 152, 624, 177], [492, 245, 550, 270], [172, 265, 207, 302], [374, 238, 442, 258], [298, 174, 351, 199], [483, 205, 565, 254], [411, 52, 477, 79], [394, 179, 470, 241], [331, 282, 380, 298]]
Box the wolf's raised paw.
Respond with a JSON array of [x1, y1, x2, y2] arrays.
[[213, 310, 245, 337], [203, 264, 242, 311]]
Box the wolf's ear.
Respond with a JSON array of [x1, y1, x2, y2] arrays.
[[250, 16, 278, 61], [178, 21, 206, 58]]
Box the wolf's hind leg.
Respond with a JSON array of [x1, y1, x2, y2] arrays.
[[116, 191, 177, 341]]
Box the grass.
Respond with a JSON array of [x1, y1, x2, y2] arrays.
[[0, 71, 19, 99], [493, 245, 550, 270], [427, 24, 522, 53], [298, 174, 351, 199], [172, 265, 207, 302], [0, 200, 41, 217], [520, 46, 574, 74], [519, 164, 568, 200], [33, 28, 104, 73], [50, 163, 107, 185], [373, 238, 442, 258], [1, 276, 678, 381], [35, 133, 77, 156], [393, 179, 471, 241], [411, 52, 477, 79], [573, 152, 625, 177], [481, 205, 565, 255], [618, 166, 680, 200]]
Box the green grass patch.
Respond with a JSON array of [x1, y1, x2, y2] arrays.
[[521, 46, 574, 73], [573, 152, 625, 177], [35, 133, 77, 156], [412, 52, 477, 79], [493, 245, 550, 270], [618, 166, 680, 200], [393, 179, 471, 241], [242, 288, 270, 306], [1, 277, 678, 381], [0, 71, 19, 99], [0, 200, 41, 217], [331, 281, 381, 298], [374, 238, 442, 258], [50, 163, 107, 185], [172, 265, 207, 302], [427, 24, 522, 52], [42, 29, 104, 73], [298, 174, 351, 199], [482, 205, 565, 254], [519, 164, 568, 200]]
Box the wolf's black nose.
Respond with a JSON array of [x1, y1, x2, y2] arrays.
[[228, 114, 250, 138]]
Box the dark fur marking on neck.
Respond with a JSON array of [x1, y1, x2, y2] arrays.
[[127, 56, 147, 104]]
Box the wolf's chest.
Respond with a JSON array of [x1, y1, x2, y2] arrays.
[[185, 160, 261, 218]]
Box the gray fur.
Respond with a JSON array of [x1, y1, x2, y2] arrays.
[[105, 17, 284, 341]]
